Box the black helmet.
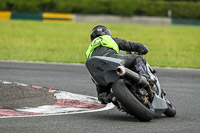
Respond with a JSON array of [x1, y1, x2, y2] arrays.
[[90, 25, 111, 41]]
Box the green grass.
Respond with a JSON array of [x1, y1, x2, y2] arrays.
[[0, 20, 200, 68]]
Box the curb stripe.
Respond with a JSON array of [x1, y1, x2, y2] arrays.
[[43, 20, 73, 23], [43, 18, 72, 20], [0, 81, 115, 118], [43, 12, 73, 22], [0, 103, 114, 119], [11, 12, 42, 20], [43, 13, 72, 19], [0, 11, 73, 22], [0, 11, 11, 19]]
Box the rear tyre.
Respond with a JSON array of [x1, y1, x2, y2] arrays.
[[112, 79, 155, 122]]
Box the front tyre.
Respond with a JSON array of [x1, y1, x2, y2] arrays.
[[112, 79, 155, 122], [164, 97, 176, 117]]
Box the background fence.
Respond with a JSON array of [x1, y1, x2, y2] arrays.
[[1, 11, 200, 25], [0, 11, 73, 22], [0, 0, 200, 19]]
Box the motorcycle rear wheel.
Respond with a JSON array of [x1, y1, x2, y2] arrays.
[[112, 79, 155, 122]]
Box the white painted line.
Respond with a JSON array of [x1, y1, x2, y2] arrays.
[[0, 60, 84, 66], [1, 60, 200, 71]]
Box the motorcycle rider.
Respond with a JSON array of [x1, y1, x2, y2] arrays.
[[85, 25, 149, 104]]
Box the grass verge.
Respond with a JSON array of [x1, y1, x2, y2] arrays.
[[0, 20, 200, 68]]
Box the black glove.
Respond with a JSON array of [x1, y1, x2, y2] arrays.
[[138, 45, 149, 55]]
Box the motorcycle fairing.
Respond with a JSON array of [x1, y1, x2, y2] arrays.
[[146, 63, 168, 114], [152, 93, 168, 115], [86, 56, 123, 86]]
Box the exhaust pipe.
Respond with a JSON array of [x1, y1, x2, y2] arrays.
[[117, 66, 148, 86], [116, 66, 154, 100]]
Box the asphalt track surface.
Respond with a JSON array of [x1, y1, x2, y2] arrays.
[[0, 61, 199, 133]]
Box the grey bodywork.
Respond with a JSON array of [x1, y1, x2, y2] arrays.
[[86, 56, 168, 116]]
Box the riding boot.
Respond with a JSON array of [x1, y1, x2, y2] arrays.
[[96, 85, 111, 104]]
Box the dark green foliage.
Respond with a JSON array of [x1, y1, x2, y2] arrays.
[[0, 0, 200, 19]]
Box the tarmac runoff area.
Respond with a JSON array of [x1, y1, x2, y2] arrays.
[[0, 81, 114, 118]]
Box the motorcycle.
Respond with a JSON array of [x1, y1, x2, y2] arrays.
[[86, 54, 176, 122]]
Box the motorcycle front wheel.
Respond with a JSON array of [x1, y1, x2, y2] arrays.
[[112, 79, 155, 122], [164, 97, 176, 117]]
